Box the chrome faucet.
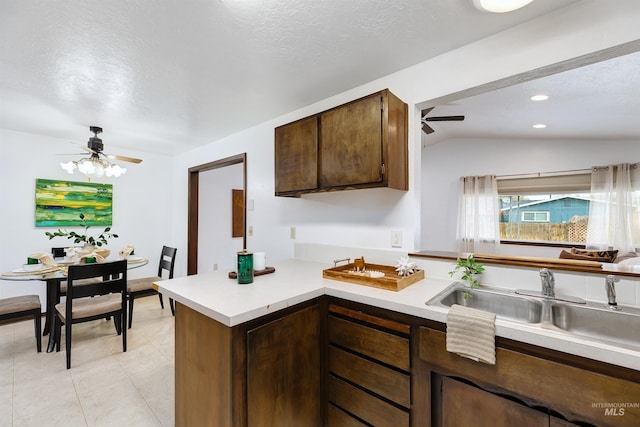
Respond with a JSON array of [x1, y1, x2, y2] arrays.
[[606, 275, 621, 310], [540, 268, 555, 298]]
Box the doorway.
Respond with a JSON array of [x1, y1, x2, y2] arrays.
[[187, 153, 247, 275]]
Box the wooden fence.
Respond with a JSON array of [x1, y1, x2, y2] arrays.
[[500, 217, 588, 243]]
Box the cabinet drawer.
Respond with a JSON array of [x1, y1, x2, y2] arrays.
[[328, 404, 368, 427], [329, 375, 409, 427], [329, 345, 410, 408], [328, 315, 409, 371]]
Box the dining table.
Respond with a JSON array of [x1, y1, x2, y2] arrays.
[[1, 256, 149, 352]]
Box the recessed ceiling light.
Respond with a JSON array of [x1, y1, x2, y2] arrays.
[[472, 0, 535, 13], [530, 95, 549, 101], [532, 124, 547, 129]]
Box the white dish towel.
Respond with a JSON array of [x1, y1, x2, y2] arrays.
[[446, 304, 496, 365]]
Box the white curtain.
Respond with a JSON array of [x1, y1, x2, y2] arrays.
[[586, 163, 640, 252], [456, 175, 500, 253]]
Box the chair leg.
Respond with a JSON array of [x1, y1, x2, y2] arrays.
[[54, 317, 62, 352], [114, 314, 122, 335], [34, 310, 42, 353], [158, 292, 164, 309], [128, 294, 135, 329], [170, 298, 175, 316], [65, 321, 72, 369], [122, 311, 127, 352]]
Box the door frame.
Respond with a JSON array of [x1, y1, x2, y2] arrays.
[[187, 153, 247, 275]]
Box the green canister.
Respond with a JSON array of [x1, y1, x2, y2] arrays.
[[237, 250, 254, 284]]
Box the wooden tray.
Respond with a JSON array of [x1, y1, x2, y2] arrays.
[[228, 266, 276, 279], [322, 262, 424, 291]]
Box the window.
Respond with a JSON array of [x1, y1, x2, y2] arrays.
[[497, 173, 591, 245], [521, 211, 549, 222]]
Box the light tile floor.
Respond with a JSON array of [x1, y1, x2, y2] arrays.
[[0, 296, 175, 426]]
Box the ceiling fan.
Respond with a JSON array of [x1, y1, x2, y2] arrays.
[[60, 126, 142, 177], [420, 107, 465, 134], [77, 126, 142, 164]]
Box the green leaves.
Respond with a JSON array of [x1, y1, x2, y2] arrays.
[[449, 255, 485, 298], [44, 214, 118, 247]]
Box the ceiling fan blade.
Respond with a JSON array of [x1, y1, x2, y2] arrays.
[[68, 141, 97, 155], [423, 115, 465, 122], [421, 123, 435, 134], [421, 107, 434, 119], [106, 153, 143, 164]]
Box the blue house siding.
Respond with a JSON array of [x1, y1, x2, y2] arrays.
[[500, 197, 590, 224]]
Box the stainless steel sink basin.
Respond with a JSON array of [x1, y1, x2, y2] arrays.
[[427, 283, 543, 323], [551, 303, 640, 349], [427, 282, 640, 350]]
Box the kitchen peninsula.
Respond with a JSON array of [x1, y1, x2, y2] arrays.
[[155, 257, 640, 427]]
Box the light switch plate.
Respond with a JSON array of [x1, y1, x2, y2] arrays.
[[391, 230, 402, 248]]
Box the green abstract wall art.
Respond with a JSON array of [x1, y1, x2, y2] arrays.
[[35, 178, 113, 227]]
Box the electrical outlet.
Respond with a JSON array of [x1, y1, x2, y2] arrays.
[[248, 225, 253, 236], [391, 230, 402, 248], [290, 226, 296, 240]]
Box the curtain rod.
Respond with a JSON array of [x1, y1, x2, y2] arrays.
[[496, 162, 638, 180], [496, 168, 590, 180]]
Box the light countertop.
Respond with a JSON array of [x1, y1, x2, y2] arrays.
[[155, 259, 640, 371]]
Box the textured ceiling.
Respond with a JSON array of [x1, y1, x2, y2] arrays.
[[1, 0, 581, 155]]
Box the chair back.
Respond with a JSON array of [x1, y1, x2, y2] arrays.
[[158, 246, 177, 279], [66, 260, 128, 301]]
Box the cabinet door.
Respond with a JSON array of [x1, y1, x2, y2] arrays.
[[247, 304, 321, 427], [441, 377, 548, 427], [320, 93, 383, 188], [274, 115, 318, 195]]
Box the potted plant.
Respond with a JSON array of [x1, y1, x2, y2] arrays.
[[45, 213, 118, 248], [449, 255, 485, 299]]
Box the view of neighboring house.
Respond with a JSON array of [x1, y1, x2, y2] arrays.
[[499, 195, 591, 243], [500, 195, 590, 224]]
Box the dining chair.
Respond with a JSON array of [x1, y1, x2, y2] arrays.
[[127, 245, 177, 328], [52, 247, 102, 298], [54, 260, 127, 369], [0, 295, 42, 352]]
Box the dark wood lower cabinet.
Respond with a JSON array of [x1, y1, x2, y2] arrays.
[[327, 303, 411, 426], [418, 327, 640, 427], [175, 297, 639, 427], [440, 376, 548, 427], [247, 304, 321, 427], [175, 301, 322, 427]]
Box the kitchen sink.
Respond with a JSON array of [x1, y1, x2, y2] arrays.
[[551, 303, 640, 349], [427, 282, 640, 350], [426, 283, 543, 323]]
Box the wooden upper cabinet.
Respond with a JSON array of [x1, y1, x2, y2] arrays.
[[274, 89, 408, 196], [274, 115, 319, 195], [320, 92, 383, 188]]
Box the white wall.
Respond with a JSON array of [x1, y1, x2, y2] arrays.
[[198, 163, 244, 273], [168, 1, 640, 277], [420, 138, 640, 257], [3, 1, 640, 291], [0, 129, 174, 302]]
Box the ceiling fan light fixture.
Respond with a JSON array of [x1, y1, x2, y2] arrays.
[[60, 161, 77, 174], [105, 163, 127, 177], [472, 0, 534, 13], [58, 126, 137, 178]]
